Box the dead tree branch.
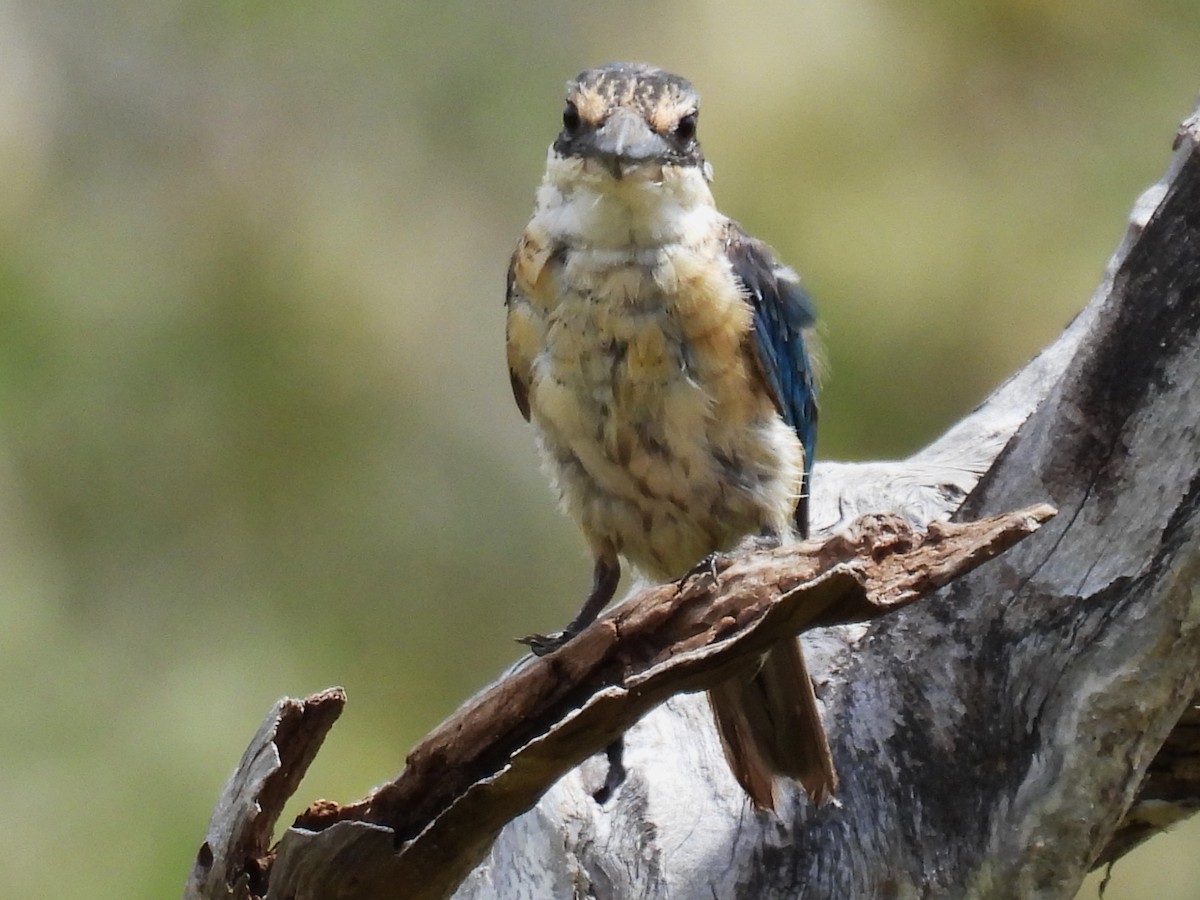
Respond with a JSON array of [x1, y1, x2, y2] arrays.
[[186, 507, 1051, 900]]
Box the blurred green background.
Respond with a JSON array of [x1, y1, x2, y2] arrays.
[[2, 1, 1197, 897]]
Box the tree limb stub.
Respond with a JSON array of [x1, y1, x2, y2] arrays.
[[200, 505, 1050, 900], [183, 687, 345, 900]]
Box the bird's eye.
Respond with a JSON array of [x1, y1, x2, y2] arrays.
[[675, 113, 697, 142], [562, 102, 581, 134]]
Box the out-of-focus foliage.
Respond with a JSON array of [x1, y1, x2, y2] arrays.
[[0, 1, 1196, 897]]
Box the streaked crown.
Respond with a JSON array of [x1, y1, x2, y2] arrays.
[[553, 62, 706, 177]]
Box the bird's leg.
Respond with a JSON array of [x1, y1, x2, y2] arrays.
[[563, 553, 621, 636], [681, 526, 784, 588], [519, 553, 620, 656]]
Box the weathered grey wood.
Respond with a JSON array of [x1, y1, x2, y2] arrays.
[[453, 104, 1200, 899]]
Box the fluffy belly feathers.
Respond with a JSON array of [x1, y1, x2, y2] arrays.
[[510, 243, 804, 580]]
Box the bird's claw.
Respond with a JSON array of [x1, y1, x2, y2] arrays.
[[517, 630, 572, 657], [682, 550, 722, 586]]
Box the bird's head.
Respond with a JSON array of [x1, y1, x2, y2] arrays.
[[550, 62, 710, 184]]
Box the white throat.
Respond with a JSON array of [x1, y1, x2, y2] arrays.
[[530, 151, 721, 252]]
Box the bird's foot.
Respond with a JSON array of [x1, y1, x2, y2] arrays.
[[517, 629, 574, 657], [680, 534, 784, 589], [683, 551, 722, 584]]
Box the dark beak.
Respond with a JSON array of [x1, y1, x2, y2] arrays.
[[577, 109, 670, 179]]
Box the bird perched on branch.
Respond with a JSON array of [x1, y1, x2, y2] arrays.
[[505, 62, 835, 808]]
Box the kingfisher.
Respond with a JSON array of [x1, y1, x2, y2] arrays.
[[505, 62, 835, 808]]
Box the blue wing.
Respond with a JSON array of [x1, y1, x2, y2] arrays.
[[725, 225, 819, 536]]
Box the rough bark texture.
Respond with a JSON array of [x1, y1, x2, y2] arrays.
[[187, 105, 1200, 899]]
